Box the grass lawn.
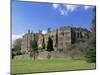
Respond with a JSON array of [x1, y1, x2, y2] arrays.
[[12, 59, 96, 74]]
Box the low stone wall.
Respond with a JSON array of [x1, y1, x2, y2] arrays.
[[14, 54, 31, 60], [14, 51, 67, 60], [14, 50, 82, 60]]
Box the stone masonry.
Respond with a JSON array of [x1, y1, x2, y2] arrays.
[[21, 26, 89, 53]]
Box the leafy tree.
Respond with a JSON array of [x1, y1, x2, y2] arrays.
[[55, 29, 58, 48], [13, 38, 22, 50], [12, 48, 15, 59], [29, 39, 38, 60], [12, 38, 22, 56], [85, 47, 96, 63], [46, 37, 54, 59], [68, 42, 88, 59], [46, 37, 54, 52], [85, 7, 96, 63], [88, 7, 96, 47]]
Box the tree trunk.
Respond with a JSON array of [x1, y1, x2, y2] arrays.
[[33, 52, 36, 60], [47, 52, 51, 59]]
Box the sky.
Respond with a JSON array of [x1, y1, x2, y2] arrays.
[[12, 0, 95, 41]]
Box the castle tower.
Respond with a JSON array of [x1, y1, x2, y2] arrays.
[[39, 30, 42, 34], [28, 29, 30, 33], [48, 28, 51, 33]]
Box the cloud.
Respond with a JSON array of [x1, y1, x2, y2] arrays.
[[12, 33, 23, 44], [60, 5, 78, 15], [64, 5, 78, 12], [58, 8, 68, 15], [84, 6, 91, 10], [52, 4, 59, 8], [42, 30, 47, 34], [52, 4, 78, 16], [52, 4, 92, 16]]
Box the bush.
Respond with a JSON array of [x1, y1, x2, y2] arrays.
[[85, 47, 96, 63], [16, 50, 22, 55], [58, 48, 63, 52]]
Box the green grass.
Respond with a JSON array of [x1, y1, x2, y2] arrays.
[[12, 59, 96, 74]]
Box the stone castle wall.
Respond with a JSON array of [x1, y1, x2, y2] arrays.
[[21, 26, 89, 53]]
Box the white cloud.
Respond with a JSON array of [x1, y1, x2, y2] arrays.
[[42, 30, 47, 34], [12, 34, 22, 40], [52, 4, 60, 8], [64, 5, 78, 12], [12, 33, 23, 45], [52, 4, 92, 16], [60, 5, 78, 15], [59, 8, 68, 15], [84, 6, 91, 10], [60, 9, 65, 15], [52, 4, 78, 16]]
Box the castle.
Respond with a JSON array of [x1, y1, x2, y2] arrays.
[[21, 26, 89, 53]]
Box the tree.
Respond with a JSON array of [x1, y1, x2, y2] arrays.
[[68, 42, 88, 59], [13, 38, 22, 50], [85, 7, 96, 63], [29, 39, 38, 60], [12, 38, 22, 56], [55, 29, 58, 48], [46, 37, 54, 59], [12, 48, 15, 59], [46, 37, 54, 52], [88, 7, 96, 47], [85, 47, 96, 63]]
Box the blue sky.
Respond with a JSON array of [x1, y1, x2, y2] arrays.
[[12, 0, 95, 41]]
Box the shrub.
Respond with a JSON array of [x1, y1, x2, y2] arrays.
[[85, 47, 96, 63]]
